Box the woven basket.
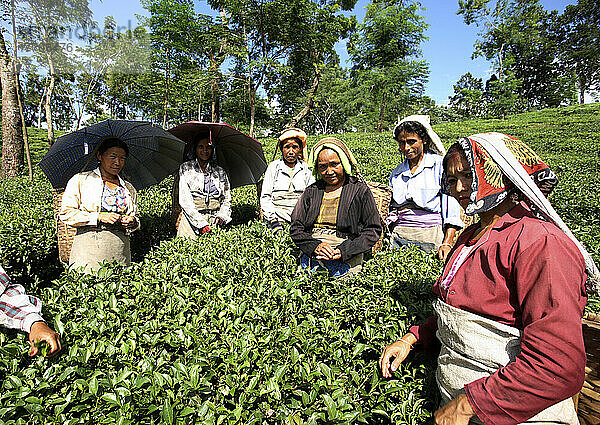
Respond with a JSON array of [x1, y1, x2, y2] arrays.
[[579, 312, 600, 424], [171, 173, 183, 230], [52, 190, 76, 264], [364, 180, 392, 254]]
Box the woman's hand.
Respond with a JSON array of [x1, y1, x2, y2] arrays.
[[379, 333, 416, 378], [214, 217, 225, 227], [330, 248, 342, 260], [120, 215, 137, 229], [438, 243, 452, 262], [29, 321, 61, 357], [99, 212, 121, 224], [314, 242, 336, 260], [434, 394, 475, 425]]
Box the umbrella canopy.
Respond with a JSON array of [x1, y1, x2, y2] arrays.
[[39, 119, 186, 191], [168, 122, 267, 190]]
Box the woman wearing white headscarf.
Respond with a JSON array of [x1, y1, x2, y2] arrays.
[[380, 132, 599, 425], [260, 128, 314, 231], [387, 115, 463, 261]]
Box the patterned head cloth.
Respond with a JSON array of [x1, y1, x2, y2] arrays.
[[309, 137, 359, 180], [442, 131, 599, 293], [442, 132, 558, 216], [278, 128, 308, 161]]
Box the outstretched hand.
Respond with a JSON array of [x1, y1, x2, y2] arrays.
[[29, 321, 61, 357], [379, 333, 416, 378]]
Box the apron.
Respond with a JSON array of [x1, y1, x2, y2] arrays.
[[434, 298, 579, 425], [178, 197, 222, 239], [391, 224, 443, 253], [69, 224, 130, 274], [300, 228, 363, 278], [271, 191, 301, 223]]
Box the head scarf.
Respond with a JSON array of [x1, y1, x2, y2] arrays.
[[278, 128, 308, 161], [442, 132, 599, 292], [442, 133, 558, 216], [309, 137, 358, 180], [393, 115, 446, 155]]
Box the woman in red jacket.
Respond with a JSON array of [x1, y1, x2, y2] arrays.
[[380, 132, 599, 425]]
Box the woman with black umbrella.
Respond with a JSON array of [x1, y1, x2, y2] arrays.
[[59, 138, 139, 273], [177, 130, 232, 238]]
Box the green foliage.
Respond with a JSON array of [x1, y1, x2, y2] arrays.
[[1, 103, 599, 422]]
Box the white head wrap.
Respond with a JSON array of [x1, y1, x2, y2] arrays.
[[393, 115, 446, 155]]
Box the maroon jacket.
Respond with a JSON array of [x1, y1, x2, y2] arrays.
[[409, 203, 587, 425]]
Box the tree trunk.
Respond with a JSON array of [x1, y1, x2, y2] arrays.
[[44, 53, 56, 146], [37, 86, 46, 128], [162, 53, 170, 128], [11, 0, 32, 180], [211, 76, 219, 122], [44, 73, 56, 146], [579, 74, 586, 104], [249, 82, 256, 138], [0, 32, 24, 179], [376, 91, 387, 133], [286, 66, 321, 129]]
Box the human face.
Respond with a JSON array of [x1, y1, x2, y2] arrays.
[[281, 138, 301, 166], [396, 131, 424, 164], [445, 151, 473, 209], [317, 148, 346, 188], [97, 146, 127, 178], [195, 138, 213, 163]]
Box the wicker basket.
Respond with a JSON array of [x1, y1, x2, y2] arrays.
[[52, 189, 76, 264], [579, 312, 600, 424], [364, 180, 392, 254]]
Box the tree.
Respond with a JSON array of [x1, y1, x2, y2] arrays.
[[19, 0, 92, 145], [0, 30, 24, 178], [558, 0, 600, 103], [349, 0, 429, 132], [208, 0, 355, 136], [449, 72, 484, 118], [458, 0, 574, 111]]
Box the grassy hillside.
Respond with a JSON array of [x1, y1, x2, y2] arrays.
[[0, 104, 598, 424]]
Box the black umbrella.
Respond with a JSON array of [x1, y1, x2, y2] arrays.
[[168, 121, 267, 189], [39, 119, 186, 190]]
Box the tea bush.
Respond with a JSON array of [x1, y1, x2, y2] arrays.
[[0, 103, 599, 424]]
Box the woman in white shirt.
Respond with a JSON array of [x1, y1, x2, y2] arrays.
[[260, 128, 314, 231], [59, 138, 139, 273], [387, 115, 462, 261], [177, 131, 232, 239]]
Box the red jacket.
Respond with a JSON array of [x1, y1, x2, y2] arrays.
[[410, 203, 587, 425]]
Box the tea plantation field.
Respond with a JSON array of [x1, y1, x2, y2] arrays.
[[0, 103, 599, 424]]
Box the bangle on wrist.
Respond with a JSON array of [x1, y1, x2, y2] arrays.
[[396, 338, 413, 349], [440, 243, 452, 248]]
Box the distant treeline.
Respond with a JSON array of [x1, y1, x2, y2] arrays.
[[1, 0, 598, 177]]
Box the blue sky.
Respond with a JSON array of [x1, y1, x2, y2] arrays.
[[89, 0, 575, 105]]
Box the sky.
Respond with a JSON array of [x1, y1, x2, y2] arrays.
[[88, 0, 576, 105]]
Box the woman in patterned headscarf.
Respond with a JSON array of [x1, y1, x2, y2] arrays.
[[290, 137, 381, 278], [380, 132, 598, 425]]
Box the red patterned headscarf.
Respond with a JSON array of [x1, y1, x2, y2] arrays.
[[442, 132, 558, 216]]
